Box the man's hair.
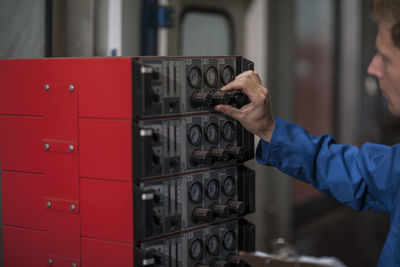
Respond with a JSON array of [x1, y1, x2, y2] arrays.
[[371, 0, 400, 48]]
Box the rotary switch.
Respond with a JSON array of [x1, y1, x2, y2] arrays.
[[226, 145, 245, 160], [211, 204, 230, 218], [227, 200, 245, 215], [192, 207, 213, 223], [191, 150, 213, 166], [211, 91, 230, 105], [191, 91, 212, 107], [211, 259, 230, 267], [209, 147, 229, 162], [226, 254, 246, 267], [229, 91, 248, 107]]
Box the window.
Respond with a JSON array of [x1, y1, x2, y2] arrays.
[[180, 10, 233, 56]]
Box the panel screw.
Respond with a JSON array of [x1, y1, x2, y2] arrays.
[[72, 263, 77, 267], [48, 258, 53, 264], [44, 144, 50, 150], [44, 84, 50, 91], [46, 201, 51, 208], [70, 204, 76, 211], [68, 84, 74, 91], [68, 145, 74, 151]]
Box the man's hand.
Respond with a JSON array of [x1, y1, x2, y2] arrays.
[[214, 71, 275, 142]]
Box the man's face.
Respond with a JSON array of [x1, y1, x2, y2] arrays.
[[368, 22, 400, 115]]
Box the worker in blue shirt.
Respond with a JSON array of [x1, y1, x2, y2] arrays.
[[216, 0, 400, 265]]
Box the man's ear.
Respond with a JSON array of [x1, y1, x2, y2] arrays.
[[392, 22, 400, 48]]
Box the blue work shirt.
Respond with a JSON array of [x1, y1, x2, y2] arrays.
[[256, 117, 400, 266]]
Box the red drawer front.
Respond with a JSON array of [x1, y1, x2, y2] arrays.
[[46, 211, 81, 260], [80, 178, 133, 243], [81, 237, 133, 267], [0, 60, 45, 116], [2, 171, 46, 230], [3, 226, 46, 267], [0, 58, 132, 119], [0, 116, 45, 174], [79, 119, 132, 182], [76, 57, 132, 119]]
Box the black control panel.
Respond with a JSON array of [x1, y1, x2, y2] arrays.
[[132, 56, 255, 267], [134, 220, 255, 267], [133, 115, 253, 180]]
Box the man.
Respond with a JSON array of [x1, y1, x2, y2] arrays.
[[215, 0, 400, 265]]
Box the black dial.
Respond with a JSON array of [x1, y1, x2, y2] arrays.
[[189, 182, 203, 203], [205, 65, 218, 88], [207, 235, 220, 255], [205, 123, 219, 144], [223, 231, 236, 250], [221, 65, 234, 85], [221, 121, 235, 142], [206, 179, 219, 200], [188, 66, 202, 88], [222, 176, 235, 197], [188, 124, 202, 146], [190, 239, 204, 260]]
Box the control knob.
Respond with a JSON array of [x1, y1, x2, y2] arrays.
[[226, 146, 245, 160], [226, 254, 246, 267], [211, 259, 230, 267], [192, 207, 213, 223], [191, 150, 213, 165], [209, 147, 229, 162], [211, 91, 230, 105], [211, 204, 230, 218], [229, 91, 248, 107], [227, 200, 245, 215], [191, 91, 212, 107]]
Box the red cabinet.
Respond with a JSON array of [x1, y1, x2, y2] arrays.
[[0, 58, 135, 267]]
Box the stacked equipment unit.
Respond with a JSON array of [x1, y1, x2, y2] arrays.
[[0, 56, 255, 267]]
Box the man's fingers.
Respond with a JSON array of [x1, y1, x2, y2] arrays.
[[214, 104, 241, 120], [235, 70, 259, 80], [221, 79, 243, 91], [221, 79, 258, 99]]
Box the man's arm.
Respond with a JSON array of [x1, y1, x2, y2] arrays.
[[258, 116, 400, 212], [215, 71, 399, 213]]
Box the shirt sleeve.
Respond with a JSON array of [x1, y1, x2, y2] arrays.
[[256, 116, 400, 213]]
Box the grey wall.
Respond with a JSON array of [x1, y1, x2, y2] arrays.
[[0, 0, 46, 59]]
